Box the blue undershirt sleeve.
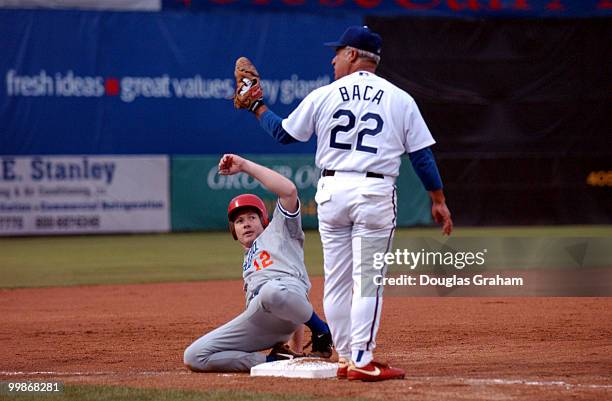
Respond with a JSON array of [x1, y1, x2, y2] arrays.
[[259, 110, 298, 145], [408, 147, 443, 191]]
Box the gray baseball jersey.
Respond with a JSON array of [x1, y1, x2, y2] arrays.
[[243, 200, 311, 304]]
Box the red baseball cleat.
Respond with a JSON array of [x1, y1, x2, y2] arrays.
[[337, 357, 349, 379], [347, 360, 405, 382]]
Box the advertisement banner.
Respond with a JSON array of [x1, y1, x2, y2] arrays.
[[162, 0, 612, 18], [0, 155, 170, 235], [171, 155, 431, 231], [0, 9, 359, 156]]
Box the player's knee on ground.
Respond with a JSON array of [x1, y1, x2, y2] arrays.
[[183, 342, 211, 372], [184, 340, 266, 373]]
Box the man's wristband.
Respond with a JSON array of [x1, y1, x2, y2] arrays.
[[250, 99, 264, 113]]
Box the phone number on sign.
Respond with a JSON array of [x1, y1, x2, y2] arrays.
[[1, 382, 64, 394]]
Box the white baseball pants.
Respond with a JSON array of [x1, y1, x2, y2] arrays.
[[316, 172, 396, 368]]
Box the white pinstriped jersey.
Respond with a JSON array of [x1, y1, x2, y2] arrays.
[[242, 200, 311, 304], [282, 71, 435, 177]]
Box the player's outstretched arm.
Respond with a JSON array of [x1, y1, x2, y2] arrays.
[[232, 57, 299, 145], [218, 154, 298, 213]]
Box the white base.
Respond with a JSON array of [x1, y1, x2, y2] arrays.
[[250, 358, 338, 379]]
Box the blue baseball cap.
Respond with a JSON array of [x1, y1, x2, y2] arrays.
[[324, 26, 382, 56]]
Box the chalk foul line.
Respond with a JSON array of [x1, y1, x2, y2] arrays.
[[0, 371, 610, 389]]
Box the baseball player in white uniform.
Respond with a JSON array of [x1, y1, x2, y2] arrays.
[[183, 154, 332, 373], [237, 25, 453, 381]]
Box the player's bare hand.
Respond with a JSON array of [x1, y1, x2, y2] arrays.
[[430, 189, 453, 235], [432, 202, 453, 235], [218, 154, 246, 175]]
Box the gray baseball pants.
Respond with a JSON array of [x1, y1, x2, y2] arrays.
[[183, 278, 313, 372]]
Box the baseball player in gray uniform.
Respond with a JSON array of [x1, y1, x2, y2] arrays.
[[183, 154, 332, 373], [234, 26, 453, 381]]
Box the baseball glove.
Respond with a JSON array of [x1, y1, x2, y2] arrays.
[[233, 56, 264, 113]]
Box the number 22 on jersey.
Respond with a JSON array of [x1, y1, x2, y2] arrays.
[[330, 109, 384, 154]]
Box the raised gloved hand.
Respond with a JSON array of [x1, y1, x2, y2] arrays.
[[233, 56, 264, 113]]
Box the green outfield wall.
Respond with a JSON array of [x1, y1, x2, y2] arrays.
[[171, 155, 432, 231]]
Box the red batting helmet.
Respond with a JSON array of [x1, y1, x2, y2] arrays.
[[227, 194, 269, 240]]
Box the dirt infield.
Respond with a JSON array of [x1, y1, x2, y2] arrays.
[[1, 278, 611, 400]]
